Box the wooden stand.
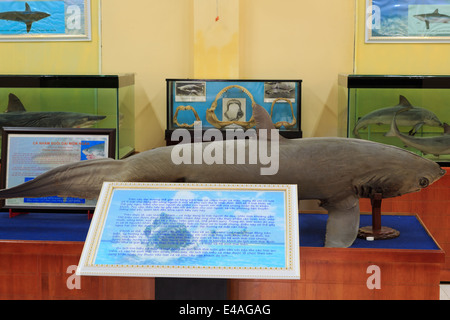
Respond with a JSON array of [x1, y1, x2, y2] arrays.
[[358, 193, 400, 240]]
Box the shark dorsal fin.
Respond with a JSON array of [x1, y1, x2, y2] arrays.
[[6, 94, 26, 113], [433, 9, 439, 14], [252, 103, 286, 141], [399, 95, 413, 107], [25, 3, 31, 12]]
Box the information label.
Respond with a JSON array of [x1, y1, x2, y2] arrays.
[[77, 182, 300, 279]]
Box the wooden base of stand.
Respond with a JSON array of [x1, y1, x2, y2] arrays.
[[358, 226, 400, 240], [358, 193, 399, 241]]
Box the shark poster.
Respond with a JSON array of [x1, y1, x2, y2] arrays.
[[366, 0, 450, 42], [0, 0, 90, 41]]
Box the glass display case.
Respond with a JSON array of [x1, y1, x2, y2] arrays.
[[0, 74, 135, 159], [339, 74, 450, 165], [165, 79, 302, 144]]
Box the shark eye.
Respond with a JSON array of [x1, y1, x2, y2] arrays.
[[419, 177, 429, 188]]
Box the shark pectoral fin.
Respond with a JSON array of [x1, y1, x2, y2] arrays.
[[322, 196, 360, 248], [426, 20, 430, 29], [26, 22, 32, 33], [409, 122, 424, 135]]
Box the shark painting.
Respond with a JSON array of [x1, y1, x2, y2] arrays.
[[0, 93, 106, 129], [414, 9, 450, 30], [0, 104, 444, 248], [0, 2, 50, 33]]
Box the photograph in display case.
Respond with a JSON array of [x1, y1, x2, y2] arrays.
[[366, 0, 450, 42]]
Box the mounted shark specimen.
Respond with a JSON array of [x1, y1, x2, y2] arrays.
[[386, 106, 450, 156], [0, 93, 106, 129], [0, 104, 444, 248], [414, 9, 450, 30], [353, 95, 442, 138], [0, 2, 50, 33]]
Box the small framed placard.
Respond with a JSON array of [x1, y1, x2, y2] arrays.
[[77, 182, 300, 279], [1, 127, 115, 210]]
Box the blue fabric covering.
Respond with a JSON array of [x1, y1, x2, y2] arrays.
[[0, 212, 91, 242], [0, 212, 439, 250], [299, 213, 439, 250]]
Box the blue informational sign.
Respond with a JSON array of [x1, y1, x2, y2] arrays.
[[78, 183, 300, 280]]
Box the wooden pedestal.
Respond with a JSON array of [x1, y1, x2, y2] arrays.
[[228, 246, 444, 300], [0, 240, 154, 300]]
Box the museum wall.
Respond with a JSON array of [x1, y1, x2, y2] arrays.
[[2, 1, 450, 153], [101, 0, 356, 152]]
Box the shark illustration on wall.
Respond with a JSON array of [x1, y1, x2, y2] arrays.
[[0, 2, 50, 33]]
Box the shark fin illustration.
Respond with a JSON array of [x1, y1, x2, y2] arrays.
[[6, 93, 26, 112], [426, 20, 430, 29], [26, 22, 32, 33], [433, 9, 439, 14]]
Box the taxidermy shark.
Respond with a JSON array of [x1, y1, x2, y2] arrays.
[[386, 106, 450, 156], [414, 9, 450, 30], [353, 95, 442, 138], [0, 2, 50, 33], [0, 93, 106, 129], [0, 104, 444, 248]]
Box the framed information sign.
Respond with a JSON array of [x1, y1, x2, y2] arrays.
[[77, 182, 300, 280], [1, 127, 115, 210]]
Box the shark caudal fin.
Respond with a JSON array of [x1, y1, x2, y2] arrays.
[[6, 93, 26, 112], [0, 158, 124, 200]]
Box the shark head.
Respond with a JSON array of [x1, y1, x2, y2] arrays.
[[353, 146, 445, 199]]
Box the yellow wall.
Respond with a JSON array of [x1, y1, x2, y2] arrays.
[[101, 0, 355, 151], [355, 0, 450, 74]]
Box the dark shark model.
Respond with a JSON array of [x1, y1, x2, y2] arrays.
[[0, 2, 50, 33], [414, 9, 450, 30], [0, 93, 106, 129]]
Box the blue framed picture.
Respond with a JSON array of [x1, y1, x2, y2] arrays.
[[0, 0, 91, 41], [366, 0, 450, 42]]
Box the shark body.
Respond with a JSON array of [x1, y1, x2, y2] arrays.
[[0, 2, 50, 33], [0, 104, 444, 248], [0, 93, 106, 129], [386, 107, 450, 156], [353, 95, 442, 138], [414, 9, 450, 29]]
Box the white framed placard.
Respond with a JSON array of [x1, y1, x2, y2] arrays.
[[77, 182, 300, 280]]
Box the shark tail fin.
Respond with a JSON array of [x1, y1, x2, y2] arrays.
[[6, 93, 26, 112], [0, 158, 123, 200]]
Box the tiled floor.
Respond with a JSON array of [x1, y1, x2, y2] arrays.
[[440, 284, 450, 300]]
